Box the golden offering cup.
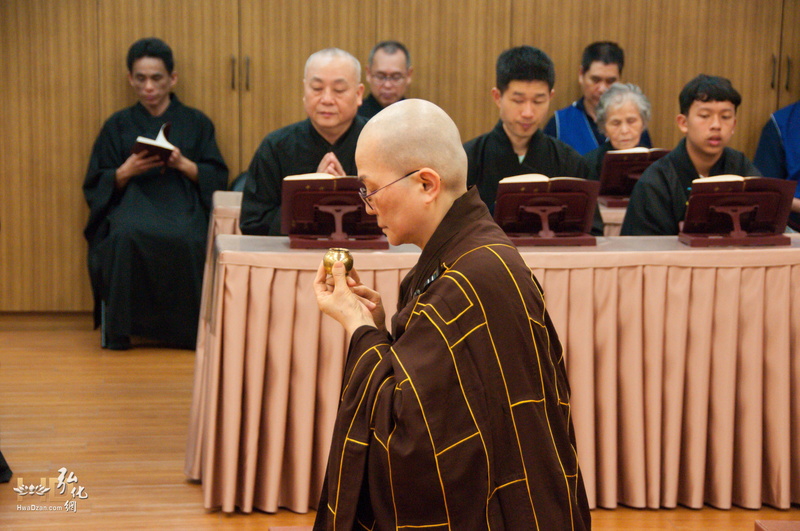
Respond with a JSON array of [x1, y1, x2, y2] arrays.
[[323, 248, 354, 275]]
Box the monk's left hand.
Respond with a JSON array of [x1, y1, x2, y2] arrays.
[[167, 147, 199, 181], [314, 261, 377, 337]]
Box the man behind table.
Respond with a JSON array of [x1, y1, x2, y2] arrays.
[[240, 48, 366, 235], [313, 99, 591, 530], [621, 74, 760, 236], [464, 45, 603, 236]]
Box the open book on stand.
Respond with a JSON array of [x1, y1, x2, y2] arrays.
[[131, 122, 175, 164], [492, 174, 599, 246], [678, 174, 796, 247], [280, 173, 387, 249], [598, 146, 669, 207]]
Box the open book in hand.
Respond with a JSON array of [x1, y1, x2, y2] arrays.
[[131, 122, 174, 164]]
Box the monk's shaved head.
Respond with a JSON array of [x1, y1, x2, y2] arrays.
[[357, 99, 467, 195], [304, 48, 361, 83]]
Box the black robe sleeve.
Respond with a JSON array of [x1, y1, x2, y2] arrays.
[[190, 116, 229, 213], [240, 134, 285, 235], [0, 450, 11, 483], [620, 161, 682, 235], [83, 118, 127, 245], [463, 135, 486, 190]]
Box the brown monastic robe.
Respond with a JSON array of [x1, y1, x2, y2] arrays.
[[315, 187, 591, 530]]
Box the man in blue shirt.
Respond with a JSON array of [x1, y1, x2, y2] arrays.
[[544, 41, 651, 155], [754, 100, 800, 230]]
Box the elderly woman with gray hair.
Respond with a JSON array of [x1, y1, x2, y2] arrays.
[[583, 82, 653, 180]]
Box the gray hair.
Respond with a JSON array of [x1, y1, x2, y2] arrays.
[[304, 48, 361, 82], [596, 83, 651, 132]]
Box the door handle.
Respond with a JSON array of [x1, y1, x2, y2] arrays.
[[771, 54, 777, 89]]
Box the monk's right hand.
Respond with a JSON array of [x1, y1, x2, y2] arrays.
[[314, 261, 377, 337], [115, 151, 164, 188]]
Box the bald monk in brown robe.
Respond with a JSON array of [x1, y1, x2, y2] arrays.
[[313, 99, 591, 530]]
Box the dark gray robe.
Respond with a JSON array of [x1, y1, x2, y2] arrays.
[[357, 93, 385, 119]]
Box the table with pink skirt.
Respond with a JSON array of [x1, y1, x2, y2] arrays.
[[186, 225, 800, 514]]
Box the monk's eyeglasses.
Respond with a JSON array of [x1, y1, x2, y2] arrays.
[[372, 72, 407, 84], [358, 169, 420, 208]]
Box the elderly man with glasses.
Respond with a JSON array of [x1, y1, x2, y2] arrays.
[[358, 41, 413, 120], [313, 99, 591, 530]]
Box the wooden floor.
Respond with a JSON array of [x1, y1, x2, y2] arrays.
[[0, 313, 797, 530]]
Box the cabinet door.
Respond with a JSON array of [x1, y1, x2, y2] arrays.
[[778, 0, 800, 109], [641, 0, 783, 156], [239, 0, 377, 170], [0, 0, 100, 311], [97, 0, 241, 177]]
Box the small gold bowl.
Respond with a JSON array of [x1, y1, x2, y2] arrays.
[[323, 248, 354, 275]]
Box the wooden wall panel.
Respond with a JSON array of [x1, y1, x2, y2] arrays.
[[778, 0, 800, 108], [705, 0, 783, 157], [511, 0, 651, 137], [374, 0, 513, 142], [0, 0, 99, 311], [96, 0, 241, 177], [239, 0, 378, 169], [2, 0, 797, 311], [641, 0, 782, 156], [638, 0, 709, 151]]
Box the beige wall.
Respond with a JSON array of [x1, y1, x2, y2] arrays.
[[1, 0, 798, 311]]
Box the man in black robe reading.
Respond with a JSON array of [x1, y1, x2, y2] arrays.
[[465, 45, 603, 236], [313, 99, 591, 530], [83, 38, 228, 350], [240, 48, 367, 235], [621, 74, 760, 235]]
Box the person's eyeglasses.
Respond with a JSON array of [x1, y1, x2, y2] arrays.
[[359, 169, 420, 208], [372, 72, 407, 84]]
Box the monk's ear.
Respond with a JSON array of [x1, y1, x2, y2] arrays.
[[356, 82, 365, 106], [417, 168, 441, 204], [491, 87, 502, 107], [676, 113, 688, 135]]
